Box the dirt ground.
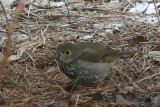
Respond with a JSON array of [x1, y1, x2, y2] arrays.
[[0, 0, 160, 107]]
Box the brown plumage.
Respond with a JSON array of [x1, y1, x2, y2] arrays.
[[55, 42, 132, 84]]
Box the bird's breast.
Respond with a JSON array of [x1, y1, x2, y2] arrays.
[[55, 52, 77, 79], [75, 60, 112, 84]]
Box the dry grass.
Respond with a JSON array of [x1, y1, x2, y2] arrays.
[[0, 0, 160, 106]]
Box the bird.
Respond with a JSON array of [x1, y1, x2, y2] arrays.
[[55, 42, 132, 84]]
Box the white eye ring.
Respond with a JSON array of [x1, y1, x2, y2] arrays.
[[65, 50, 71, 55]]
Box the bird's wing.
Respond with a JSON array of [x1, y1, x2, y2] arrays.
[[78, 48, 102, 62], [77, 42, 122, 62], [103, 48, 122, 62]]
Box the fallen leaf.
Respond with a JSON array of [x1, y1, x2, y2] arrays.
[[148, 51, 160, 56], [81, 100, 100, 107], [153, 96, 160, 107], [0, 53, 21, 62], [85, 1, 89, 5], [92, 93, 103, 101], [16, 41, 43, 52], [116, 95, 137, 105], [49, 96, 71, 107], [35, 64, 46, 70], [8, 55, 21, 62], [92, 1, 102, 5], [132, 36, 147, 43], [119, 86, 134, 94], [0, 94, 6, 106]]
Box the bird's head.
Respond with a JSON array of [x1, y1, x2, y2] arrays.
[[56, 43, 80, 62]]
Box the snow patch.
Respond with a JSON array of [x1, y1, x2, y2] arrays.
[[146, 3, 160, 14], [129, 2, 160, 14], [82, 35, 93, 39], [129, 2, 148, 13]]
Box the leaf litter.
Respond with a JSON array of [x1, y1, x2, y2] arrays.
[[0, 0, 160, 106]]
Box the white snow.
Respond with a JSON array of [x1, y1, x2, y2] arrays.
[[110, 0, 120, 3], [17, 34, 29, 41], [129, 2, 148, 13], [105, 29, 112, 33], [146, 3, 160, 14], [105, 23, 123, 33], [129, 2, 160, 24], [0, 0, 16, 10], [129, 2, 160, 15], [50, 2, 65, 7], [142, 16, 158, 24], [82, 35, 93, 39]]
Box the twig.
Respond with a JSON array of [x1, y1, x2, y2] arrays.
[[0, 2, 24, 78], [141, 41, 160, 44], [29, 0, 81, 9], [126, 0, 135, 7], [134, 71, 160, 83], [41, 24, 49, 44], [153, 0, 160, 26], [54, 81, 68, 95], [3, 73, 29, 92], [115, 63, 145, 92], [75, 94, 80, 107], [25, 52, 36, 68], [48, 0, 53, 16], [106, 102, 136, 107], [27, 3, 31, 19], [0, 1, 10, 26], [64, 0, 71, 23]]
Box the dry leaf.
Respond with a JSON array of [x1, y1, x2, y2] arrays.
[[82, 100, 100, 107], [119, 86, 134, 94], [116, 95, 137, 105], [132, 36, 147, 43], [35, 64, 46, 70], [8, 55, 21, 62], [92, 1, 102, 5], [16, 41, 43, 51], [85, 1, 89, 5], [50, 96, 71, 107], [0, 53, 21, 62], [0, 95, 6, 106], [148, 51, 160, 56], [153, 96, 160, 107], [92, 93, 103, 101]]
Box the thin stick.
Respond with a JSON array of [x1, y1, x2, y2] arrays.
[[0, 2, 24, 78], [54, 81, 68, 95], [64, 0, 71, 23], [134, 71, 160, 83], [75, 94, 80, 107], [153, 0, 160, 26]]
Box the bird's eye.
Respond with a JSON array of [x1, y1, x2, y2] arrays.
[[65, 50, 71, 55]]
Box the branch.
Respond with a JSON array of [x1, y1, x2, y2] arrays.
[[0, 2, 24, 78]]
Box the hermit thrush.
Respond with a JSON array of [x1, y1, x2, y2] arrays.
[[55, 42, 130, 84]]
